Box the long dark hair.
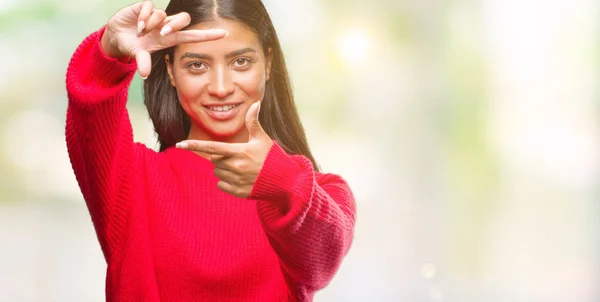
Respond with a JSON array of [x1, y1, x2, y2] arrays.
[[143, 0, 318, 169]]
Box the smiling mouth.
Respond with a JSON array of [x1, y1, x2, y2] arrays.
[[203, 104, 242, 112]]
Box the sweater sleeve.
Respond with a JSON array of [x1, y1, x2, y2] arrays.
[[248, 142, 357, 292], [65, 27, 138, 260]]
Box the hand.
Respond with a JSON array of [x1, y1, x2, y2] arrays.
[[176, 101, 274, 198], [100, 1, 228, 79]]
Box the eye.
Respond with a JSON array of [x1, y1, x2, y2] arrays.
[[232, 57, 251, 68], [187, 62, 207, 70]]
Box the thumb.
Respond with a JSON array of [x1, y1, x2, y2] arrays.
[[245, 100, 263, 140], [135, 49, 151, 79]]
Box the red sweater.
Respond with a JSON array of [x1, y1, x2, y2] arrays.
[[65, 28, 356, 301]]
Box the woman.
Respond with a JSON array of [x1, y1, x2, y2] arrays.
[[65, 0, 356, 301]]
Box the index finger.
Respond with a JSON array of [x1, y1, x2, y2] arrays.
[[176, 140, 239, 156], [166, 29, 229, 45]]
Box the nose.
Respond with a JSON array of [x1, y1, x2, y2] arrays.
[[207, 66, 234, 98]]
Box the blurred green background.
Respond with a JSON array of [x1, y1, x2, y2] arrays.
[[1, 0, 599, 301]]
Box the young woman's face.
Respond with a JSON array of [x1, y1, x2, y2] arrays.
[[166, 19, 272, 143]]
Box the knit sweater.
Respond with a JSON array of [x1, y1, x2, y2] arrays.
[[64, 28, 356, 302]]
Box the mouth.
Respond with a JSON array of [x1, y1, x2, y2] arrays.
[[202, 103, 243, 121], [203, 103, 242, 112]]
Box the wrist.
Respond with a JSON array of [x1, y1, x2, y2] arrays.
[[249, 142, 306, 202], [100, 26, 126, 60]]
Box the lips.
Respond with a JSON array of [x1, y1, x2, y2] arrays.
[[202, 103, 243, 121]]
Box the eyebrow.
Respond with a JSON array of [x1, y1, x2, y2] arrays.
[[180, 48, 257, 61]]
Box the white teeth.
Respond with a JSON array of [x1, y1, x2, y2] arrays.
[[209, 104, 239, 111]]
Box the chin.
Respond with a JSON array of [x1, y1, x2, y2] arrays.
[[198, 121, 245, 141], [210, 129, 240, 139]]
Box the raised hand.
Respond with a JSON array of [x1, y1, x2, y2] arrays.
[[176, 101, 274, 198], [100, 1, 228, 79]]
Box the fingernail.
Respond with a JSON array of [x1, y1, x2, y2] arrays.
[[141, 75, 148, 80], [160, 25, 172, 36], [176, 142, 188, 149], [137, 21, 145, 35], [257, 101, 261, 118]]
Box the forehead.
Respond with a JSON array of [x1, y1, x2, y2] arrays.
[[175, 18, 262, 55]]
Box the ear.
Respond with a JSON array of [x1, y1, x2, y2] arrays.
[[265, 48, 273, 81], [165, 54, 176, 87]]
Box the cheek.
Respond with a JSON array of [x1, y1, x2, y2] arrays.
[[235, 69, 267, 98], [174, 75, 207, 104]]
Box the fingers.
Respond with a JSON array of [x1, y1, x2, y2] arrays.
[[135, 49, 151, 79], [214, 164, 254, 198], [217, 180, 235, 196], [137, 1, 154, 35], [212, 156, 251, 174], [141, 9, 167, 36], [213, 167, 236, 184], [160, 12, 192, 36], [209, 154, 226, 163], [217, 180, 250, 199], [176, 140, 239, 156], [164, 29, 228, 46]]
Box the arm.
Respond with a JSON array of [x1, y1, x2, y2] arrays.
[[175, 102, 357, 291], [65, 27, 138, 259], [66, 4, 227, 259], [249, 142, 357, 292]]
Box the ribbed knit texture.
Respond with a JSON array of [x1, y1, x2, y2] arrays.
[[64, 28, 356, 302]]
